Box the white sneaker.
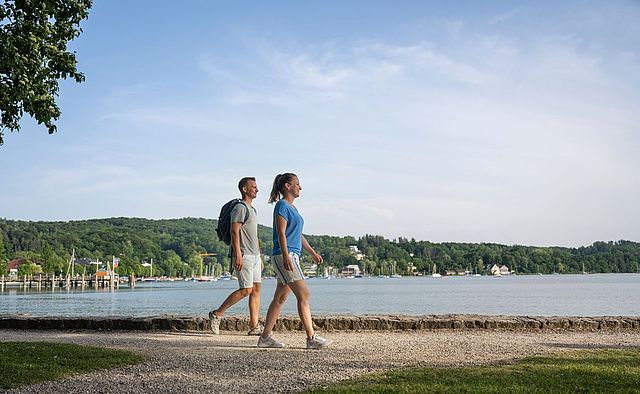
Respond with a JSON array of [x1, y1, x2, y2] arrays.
[[248, 323, 264, 336], [208, 310, 221, 335], [306, 334, 332, 349], [257, 333, 285, 348]]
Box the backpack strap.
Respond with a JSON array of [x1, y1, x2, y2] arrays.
[[237, 200, 250, 223], [228, 201, 251, 261]]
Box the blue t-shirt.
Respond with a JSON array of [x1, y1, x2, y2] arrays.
[[272, 199, 304, 255]]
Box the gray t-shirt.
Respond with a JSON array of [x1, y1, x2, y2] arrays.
[[230, 202, 260, 256]]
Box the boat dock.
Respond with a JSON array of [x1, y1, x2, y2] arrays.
[[0, 273, 137, 290]]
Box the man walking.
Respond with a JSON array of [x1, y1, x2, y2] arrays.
[[210, 177, 264, 335]]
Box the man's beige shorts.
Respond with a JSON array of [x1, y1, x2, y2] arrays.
[[234, 254, 262, 289]]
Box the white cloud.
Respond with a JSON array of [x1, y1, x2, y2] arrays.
[[101, 107, 217, 132], [284, 54, 353, 89], [193, 27, 637, 245]]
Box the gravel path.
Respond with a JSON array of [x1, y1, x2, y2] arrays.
[[2, 329, 640, 393]]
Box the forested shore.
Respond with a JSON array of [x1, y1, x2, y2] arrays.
[[1, 218, 638, 277]]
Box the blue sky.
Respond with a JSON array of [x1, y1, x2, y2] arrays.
[[1, 1, 639, 247]]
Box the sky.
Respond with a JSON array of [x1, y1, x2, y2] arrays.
[[1, 1, 639, 247]]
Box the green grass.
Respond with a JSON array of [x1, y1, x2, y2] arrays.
[[308, 348, 640, 393], [0, 341, 144, 389]]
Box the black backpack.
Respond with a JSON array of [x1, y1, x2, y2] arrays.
[[215, 199, 249, 245]]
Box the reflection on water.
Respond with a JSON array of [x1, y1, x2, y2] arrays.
[[1, 274, 639, 317]]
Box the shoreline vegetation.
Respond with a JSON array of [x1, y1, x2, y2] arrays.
[[1, 217, 639, 279]]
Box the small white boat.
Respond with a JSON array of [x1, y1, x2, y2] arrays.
[[431, 263, 441, 278], [196, 276, 217, 282]]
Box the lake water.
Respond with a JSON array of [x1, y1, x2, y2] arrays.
[[1, 274, 639, 317]]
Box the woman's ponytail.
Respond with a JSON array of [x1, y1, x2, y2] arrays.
[[268, 174, 282, 203], [268, 172, 297, 203]]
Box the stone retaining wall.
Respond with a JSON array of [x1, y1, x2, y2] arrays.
[[1, 315, 639, 332]]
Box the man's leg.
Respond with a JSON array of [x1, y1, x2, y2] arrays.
[[214, 287, 252, 318], [248, 282, 261, 329], [209, 287, 252, 334], [248, 254, 262, 330], [209, 255, 254, 335], [214, 254, 254, 318]]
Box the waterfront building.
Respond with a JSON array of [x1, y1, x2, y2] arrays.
[[7, 258, 43, 278], [491, 264, 510, 275], [303, 263, 318, 278], [348, 245, 366, 261], [342, 264, 361, 277]]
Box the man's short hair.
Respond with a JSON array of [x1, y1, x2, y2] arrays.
[[238, 177, 256, 193]]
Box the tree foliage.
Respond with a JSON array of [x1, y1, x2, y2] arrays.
[[0, 217, 639, 276], [0, 235, 7, 273], [0, 0, 92, 145]]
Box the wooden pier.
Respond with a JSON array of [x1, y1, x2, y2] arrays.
[[0, 273, 136, 290]]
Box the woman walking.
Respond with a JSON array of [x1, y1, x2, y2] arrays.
[[258, 173, 332, 349]]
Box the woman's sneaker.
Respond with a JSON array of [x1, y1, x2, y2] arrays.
[[208, 311, 221, 335], [306, 334, 332, 349], [248, 324, 264, 336], [257, 333, 285, 348]]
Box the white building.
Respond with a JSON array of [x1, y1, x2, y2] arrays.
[[341, 264, 361, 277], [303, 263, 318, 278], [348, 245, 366, 261], [491, 264, 510, 276]]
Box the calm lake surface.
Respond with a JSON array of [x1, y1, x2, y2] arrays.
[[1, 274, 639, 317]]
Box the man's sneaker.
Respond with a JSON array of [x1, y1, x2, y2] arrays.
[[208, 310, 221, 335], [248, 324, 264, 336], [306, 334, 332, 350], [257, 333, 285, 348]]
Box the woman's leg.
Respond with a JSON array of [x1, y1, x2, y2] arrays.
[[261, 282, 290, 337], [288, 280, 314, 339]]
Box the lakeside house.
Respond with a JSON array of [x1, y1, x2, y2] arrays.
[[348, 245, 366, 261], [491, 264, 510, 276], [341, 264, 361, 277], [6, 258, 43, 278]]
